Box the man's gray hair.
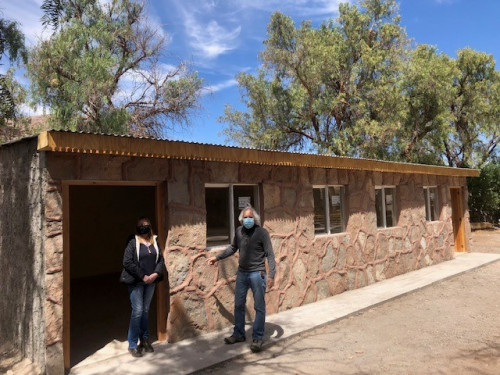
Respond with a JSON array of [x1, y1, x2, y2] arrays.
[[238, 206, 261, 225]]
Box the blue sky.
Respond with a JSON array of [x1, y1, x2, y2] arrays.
[[1, 0, 499, 145]]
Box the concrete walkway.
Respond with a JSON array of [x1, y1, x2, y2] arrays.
[[70, 252, 500, 375]]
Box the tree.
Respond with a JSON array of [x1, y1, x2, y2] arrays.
[[0, 16, 27, 128], [443, 49, 500, 168], [221, 0, 499, 169], [395, 44, 455, 164], [29, 0, 203, 136], [221, 0, 409, 157]]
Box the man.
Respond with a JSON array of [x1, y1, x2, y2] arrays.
[[207, 206, 276, 353]]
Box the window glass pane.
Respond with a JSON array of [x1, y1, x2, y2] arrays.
[[328, 186, 343, 233], [424, 188, 430, 221], [375, 189, 384, 228], [233, 185, 257, 229], [429, 187, 438, 221], [385, 188, 395, 227], [313, 188, 327, 234], [206, 187, 230, 246]]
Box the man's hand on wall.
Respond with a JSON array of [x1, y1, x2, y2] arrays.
[[206, 256, 218, 265]]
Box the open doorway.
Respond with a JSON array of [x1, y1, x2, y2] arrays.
[[68, 184, 157, 366]]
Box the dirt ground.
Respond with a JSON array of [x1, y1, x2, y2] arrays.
[[201, 229, 500, 375], [2, 229, 499, 375]]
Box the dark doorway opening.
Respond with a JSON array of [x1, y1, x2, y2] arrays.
[[69, 185, 157, 367]]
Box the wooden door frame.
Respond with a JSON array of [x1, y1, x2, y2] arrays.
[[62, 180, 168, 371], [450, 187, 466, 253]]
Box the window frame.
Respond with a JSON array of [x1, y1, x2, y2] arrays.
[[423, 186, 439, 222], [375, 186, 398, 229], [205, 183, 260, 248], [312, 185, 346, 235]]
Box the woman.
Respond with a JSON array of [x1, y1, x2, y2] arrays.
[[120, 217, 166, 357]]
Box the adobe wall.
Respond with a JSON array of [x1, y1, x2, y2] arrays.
[[0, 138, 46, 371]]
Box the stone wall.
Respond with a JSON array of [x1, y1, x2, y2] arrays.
[[0, 138, 46, 371], [40, 152, 471, 370], [165, 161, 470, 341]]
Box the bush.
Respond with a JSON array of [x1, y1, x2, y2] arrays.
[[468, 161, 500, 224]]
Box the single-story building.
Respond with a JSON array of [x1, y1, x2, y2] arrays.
[[0, 130, 479, 374]]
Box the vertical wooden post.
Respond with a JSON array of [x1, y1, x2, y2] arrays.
[[450, 187, 466, 252], [62, 183, 71, 371], [156, 182, 169, 341]]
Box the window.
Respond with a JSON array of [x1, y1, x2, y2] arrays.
[[375, 187, 397, 228], [313, 186, 345, 235], [205, 184, 259, 247], [424, 187, 439, 221]]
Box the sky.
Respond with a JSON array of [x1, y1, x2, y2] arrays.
[[1, 0, 499, 146]]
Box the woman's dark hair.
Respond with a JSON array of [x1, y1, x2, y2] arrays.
[[136, 216, 155, 239]]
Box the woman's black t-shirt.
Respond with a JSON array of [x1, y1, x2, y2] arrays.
[[139, 243, 157, 276]]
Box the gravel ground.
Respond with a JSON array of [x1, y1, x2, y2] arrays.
[[200, 229, 500, 375]]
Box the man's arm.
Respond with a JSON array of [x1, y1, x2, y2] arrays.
[[207, 230, 239, 265]]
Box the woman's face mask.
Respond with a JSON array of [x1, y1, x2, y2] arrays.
[[137, 224, 151, 235], [242, 217, 255, 229]]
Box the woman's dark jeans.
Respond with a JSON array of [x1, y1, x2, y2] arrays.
[[127, 282, 156, 349]]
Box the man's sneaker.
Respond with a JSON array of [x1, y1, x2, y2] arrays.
[[128, 348, 143, 358], [250, 339, 263, 352], [224, 335, 246, 344], [139, 339, 154, 353]]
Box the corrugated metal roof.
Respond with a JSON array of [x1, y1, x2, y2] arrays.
[[34, 130, 479, 177]]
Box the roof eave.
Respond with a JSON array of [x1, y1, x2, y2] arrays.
[[36, 130, 480, 178]]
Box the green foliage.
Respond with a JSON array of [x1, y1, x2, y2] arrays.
[[221, 0, 408, 156], [221, 0, 499, 168], [445, 49, 500, 167], [468, 161, 500, 224], [0, 17, 27, 127], [396, 45, 455, 164], [29, 0, 203, 136]]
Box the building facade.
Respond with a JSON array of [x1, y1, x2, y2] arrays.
[[0, 131, 478, 374]]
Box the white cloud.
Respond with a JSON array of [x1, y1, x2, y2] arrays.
[[164, 0, 345, 63], [206, 78, 238, 93], [171, 1, 242, 60], [235, 0, 345, 17]]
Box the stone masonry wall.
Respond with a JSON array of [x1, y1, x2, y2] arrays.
[[166, 161, 470, 341], [41, 152, 471, 370], [0, 138, 46, 371]]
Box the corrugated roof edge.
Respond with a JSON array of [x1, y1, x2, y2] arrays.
[[33, 129, 480, 177]]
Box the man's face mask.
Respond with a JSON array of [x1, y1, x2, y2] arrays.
[[137, 224, 151, 235], [243, 217, 255, 229]]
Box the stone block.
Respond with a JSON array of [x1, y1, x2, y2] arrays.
[[124, 158, 169, 181], [292, 258, 307, 289], [309, 168, 327, 185], [281, 284, 300, 310], [218, 256, 239, 280], [46, 154, 78, 180], [45, 343, 64, 375], [316, 279, 330, 300], [168, 295, 201, 342], [208, 162, 238, 182], [44, 301, 62, 345], [167, 250, 190, 288], [78, 155, 126, 180], [322, 245, 336, 273], [46, 273, 63, 304]]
